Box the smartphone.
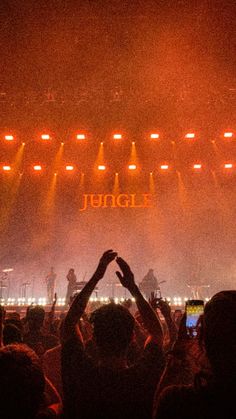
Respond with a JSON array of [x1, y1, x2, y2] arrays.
[[185, 299, 204, 338]]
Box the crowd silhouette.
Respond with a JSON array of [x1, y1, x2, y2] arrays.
[[0, 250, 235, 419]]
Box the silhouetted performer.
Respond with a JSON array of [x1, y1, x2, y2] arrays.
[[66, 268, 77, 305], [45, 267, 56, 304], [139, 269, 159, 299]]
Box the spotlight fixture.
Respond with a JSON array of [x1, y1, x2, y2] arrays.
[[160, 164, 169, 170], [2, 165, 11, 171], [5, 135, 14, 141], [41, 134, 50, 140], [76, 134, 86, 140], [223, 132, 233, 138], [193, 164, 202, 170], [33, 165, 42, 171], [185, 133, 195, 139]]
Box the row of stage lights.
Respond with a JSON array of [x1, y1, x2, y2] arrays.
[[1, 296, 211, 307], [1, 132, 235, 142], [0, 163, 235, 172]]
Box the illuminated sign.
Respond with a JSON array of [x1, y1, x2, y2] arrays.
[[79, 193, 153, 211]]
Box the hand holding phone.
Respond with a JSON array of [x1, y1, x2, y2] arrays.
[[185, 299, 204, 338]]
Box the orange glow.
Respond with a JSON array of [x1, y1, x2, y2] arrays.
[[149, 172, 155, 194], [193, 164, 202, 170], [150, 133, 159, 139], [224, 163, 233, 169], [66, 165, 74, 171], [34, 165, 42, 171], [185, 133, 195, 139], [113, 173, 120, 194], [128, 164, 136, 170], [3, 165, 11, 171], [76, 134, 86, 140], [41, 134, 50, 140], [5, 135, 14, 141], [113, 134, 122, 139], [98, 165, 106, 171], [224, 132, 233, 138], [160, 164, 169, 170]]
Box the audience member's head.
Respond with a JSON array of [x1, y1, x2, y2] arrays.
[[90, 303, 135, 358], [0, 344, 45, 418], [203, 291, 236, 380], [27, 306, 45, 331], [3, 323, 22, 345]]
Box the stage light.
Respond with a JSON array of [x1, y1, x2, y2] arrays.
[[34, 165, 42, 171], [193, 164, 202, 170], [150, 133, 159, 139], [160, 164, 169, 170], [185, 133, 195, 139], [132, 141, 135, 145], [41, 134, 50, 140], [2, 165, 11, 171], [98, 165, 106, 171], [5, 135, 14, 141], [128, 164, 136, 170], [224, 132, 233, 138], [66, 165, 74, 171], [113, 134, 122, 139], [76, 134, 86, 140], [224, 163, 233, 169]]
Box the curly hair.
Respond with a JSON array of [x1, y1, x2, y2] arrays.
[[0, 344, 45, 418]]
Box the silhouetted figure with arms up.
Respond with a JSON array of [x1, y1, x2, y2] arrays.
[[62, 250, 164, 419]]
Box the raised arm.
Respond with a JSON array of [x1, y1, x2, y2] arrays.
[[62, 250, 117, 344], [116, 257, 163, 346]]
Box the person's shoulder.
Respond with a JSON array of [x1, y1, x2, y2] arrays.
[[154, 385, 196, 419], [159, 384, 195, 400], [43, 344, 61, 361]]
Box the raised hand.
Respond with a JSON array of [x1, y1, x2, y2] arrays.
[[115, 257, 136, 291], [95, 249, 117, 279]]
